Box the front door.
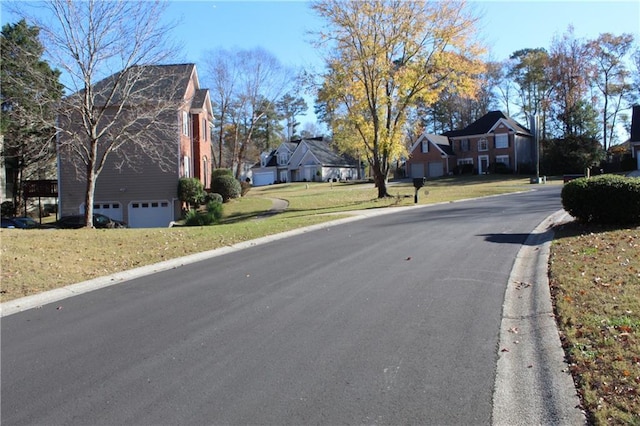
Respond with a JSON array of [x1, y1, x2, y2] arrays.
[[478, 155, 489, 174]]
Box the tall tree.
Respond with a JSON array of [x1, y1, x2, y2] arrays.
[[204, 47, 292, 178], [548, 26, 596, 139], [276, 94, 308, 141], [22, 0, 178, 228], [507, 48, 554, 135], [312, 0, 484, 198], [0, 19, 62, 215], [588, 32, 635, 150]]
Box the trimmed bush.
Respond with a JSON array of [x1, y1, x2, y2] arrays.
[[561, 175, 640, 224], [178, 178, 205, 208], [210, 175, 241, 202], [2, 201, 16, 217], [204, 192, 223, 204], [211, 168, 233, 179]]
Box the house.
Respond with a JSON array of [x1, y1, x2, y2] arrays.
[[630, 105, 640, 171], [406, 111, 535, 177], [251, 137, 362, 186], [406, 134, 456, 178], [57, 63, 213, 228]]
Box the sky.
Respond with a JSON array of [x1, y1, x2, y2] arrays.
[[2, 0, 640, 127]]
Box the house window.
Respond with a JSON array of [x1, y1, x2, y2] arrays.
[[495, 155, 510, 166], [182, 111, 189, 136], [457, 158, 473, 165], [278, 153, 288, 165], [202, 118, 207, 140], [495, 134, 508, 149], [421, 140, 428, 153], [478, 138, 488, 151], [461, 139, 470, 152], [183, 156, 190, 177]]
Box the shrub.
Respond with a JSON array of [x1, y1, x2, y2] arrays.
[[204, 192, 223, 204], [210, 175, 241, 202], [178, 178, 205, 208], [562, 175, 640, 224], [240, 181, 251, 196], [211, 168, 233, 179], [1, 201, 16, 217], [183, 201, 223, 226]]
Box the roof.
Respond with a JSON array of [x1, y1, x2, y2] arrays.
[[303, 139, 356, 166], [443, 111, 531, 138], [77, 63, 197, 106]]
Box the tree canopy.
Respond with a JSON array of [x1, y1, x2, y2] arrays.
[[0, 19, 62, 214], [312, 0, 484, 197]]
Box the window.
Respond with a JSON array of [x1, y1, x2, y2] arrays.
[[461, 139, 470, 152], [183, 156, 190, 177], [421, 140, 428, 153], [495, 155, 510, 166], [478, 138, 488, 151], [182, 111, 189, 136], [278, 153, 288, 165], [202, 118, 207, 140], [457, 158, 473, 165], [495, 134, 508, 149]]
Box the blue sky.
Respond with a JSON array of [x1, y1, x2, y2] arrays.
[[2, 0, 639, 127]]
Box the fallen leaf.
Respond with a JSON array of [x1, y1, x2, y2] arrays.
[[508, 327, 519, 334], [405, 257, 412, 261], [501, 348, 510, 352]]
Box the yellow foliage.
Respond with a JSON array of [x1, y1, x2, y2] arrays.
[[313, 0, 485, 189]]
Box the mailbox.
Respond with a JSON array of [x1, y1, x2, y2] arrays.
[[412, 177, 427, 189]]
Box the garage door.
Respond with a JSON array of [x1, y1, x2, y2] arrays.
[[128, 200, 173, 228], [410, 163, 425, 178], [428, 162, 444, 177], [86, 202, 124, 221], [252, 172, 274, 186]]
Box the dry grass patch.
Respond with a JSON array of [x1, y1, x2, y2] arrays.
[[549, 222, 640, 425]]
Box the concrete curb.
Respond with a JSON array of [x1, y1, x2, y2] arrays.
[[492, 210, 586, 425]]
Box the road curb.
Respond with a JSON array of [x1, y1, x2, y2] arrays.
[[492, 209, 586, 425]]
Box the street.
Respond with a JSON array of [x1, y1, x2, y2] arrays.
[[1, 186, 563, 425]]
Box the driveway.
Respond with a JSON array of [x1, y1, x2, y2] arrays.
[[1, 186, 573, 425]]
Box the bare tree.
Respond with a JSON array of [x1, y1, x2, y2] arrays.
[[24, 0, 178, 227], [204, 47, 293, 179]]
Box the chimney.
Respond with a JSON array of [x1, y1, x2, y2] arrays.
[[631, 105, 640, 142]]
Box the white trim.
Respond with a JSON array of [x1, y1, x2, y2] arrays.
[[478, 155, 489, 174]]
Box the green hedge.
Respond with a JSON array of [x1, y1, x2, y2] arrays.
[[210, 175, 241, 202], [561, 175, 640, 224]]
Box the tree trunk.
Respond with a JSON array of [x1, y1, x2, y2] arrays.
[[371, 159, 390, 198], [84, 164, 96, 228]]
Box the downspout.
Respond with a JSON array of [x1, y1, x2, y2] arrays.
[[513, 132, 518, 174]]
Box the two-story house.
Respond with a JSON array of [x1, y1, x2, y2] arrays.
[[58, 63, 213, 228], [631, 105, 640, 171], [406, 111, 535, 178], [251, 137, 362, 186]]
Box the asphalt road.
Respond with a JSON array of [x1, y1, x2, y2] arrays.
[[1, 186, 563, 425]]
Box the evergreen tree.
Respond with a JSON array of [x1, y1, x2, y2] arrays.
[[1, 19, 62, 214]]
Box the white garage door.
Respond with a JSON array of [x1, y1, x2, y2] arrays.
[[428, 161, 444, 177], [410, 163, 425, 178], [252, 172, 274, 186], [128, 200, 172, 228], [85, 202, 124, 221]]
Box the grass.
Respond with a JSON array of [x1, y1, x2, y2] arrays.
[[549, 222, 640, 425], [0, 175, 535, 302]]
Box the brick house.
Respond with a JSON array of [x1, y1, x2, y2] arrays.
[[58, 63, 213, 228], [406, 111, 535, 177], [630, 105, 640, 171]]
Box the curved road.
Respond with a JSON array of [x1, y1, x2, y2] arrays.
[[2, 186, 563, 425]]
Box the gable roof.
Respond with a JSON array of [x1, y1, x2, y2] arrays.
[[301, 138, 356, 166], [412, 134, 455, 157], [444, 111, 531, 138], [74, 63, 197, 106]]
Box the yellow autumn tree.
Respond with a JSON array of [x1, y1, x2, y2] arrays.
[[312, 0, 485, 197]]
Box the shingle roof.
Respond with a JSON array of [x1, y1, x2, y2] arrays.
[[443, 111, 531, 138], [304, 139, 356, 166], [80, 63, 196, 105]]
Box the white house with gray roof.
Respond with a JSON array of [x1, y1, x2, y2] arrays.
[[251, 137, 362, 186]]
